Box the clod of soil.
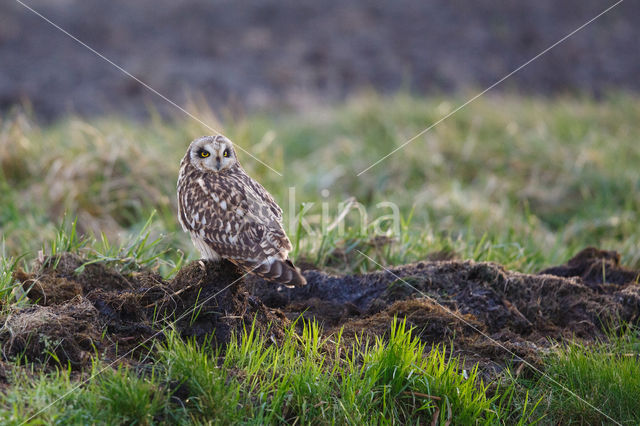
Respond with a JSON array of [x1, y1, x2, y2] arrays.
[[539, 247, 640, 289], [0, 297, 100, 366], [3, 247, 640, 376]]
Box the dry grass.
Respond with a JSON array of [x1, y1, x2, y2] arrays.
[[2, 93, 640, 275]]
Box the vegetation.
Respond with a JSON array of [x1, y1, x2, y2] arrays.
[[1, 93, 639, 423], [1, 318, 540, 425], [525, 326, 640, 424], [2, 93, 640, 273]]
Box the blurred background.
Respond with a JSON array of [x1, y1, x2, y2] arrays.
[[1, 0, 639, 273], [1, 0, 638, 120]]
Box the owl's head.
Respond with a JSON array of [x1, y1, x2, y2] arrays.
[[187, 135, 238, 173]]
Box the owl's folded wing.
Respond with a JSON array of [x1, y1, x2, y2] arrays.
[[178, 175, 292, 261], [245, 178, 284, 222], [177, 170, 305, 286]]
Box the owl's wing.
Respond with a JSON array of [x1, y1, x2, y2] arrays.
[[178, 173, 291, 261], [245, 177, 284, 222], [178, 172, 305, 287]]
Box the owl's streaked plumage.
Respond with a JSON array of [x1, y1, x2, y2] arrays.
[[177, 135, 306, 287]]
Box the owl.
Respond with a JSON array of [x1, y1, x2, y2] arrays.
[[177, 135, 307, 287]]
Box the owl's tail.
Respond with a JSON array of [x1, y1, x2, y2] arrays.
[[233, 257, 307, 288]]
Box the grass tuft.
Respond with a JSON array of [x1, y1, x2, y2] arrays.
[[525, 326, 640, 424], [156, 318, 524, 424]]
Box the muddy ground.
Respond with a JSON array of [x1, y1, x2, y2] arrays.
[[1, 247, 639, 380]]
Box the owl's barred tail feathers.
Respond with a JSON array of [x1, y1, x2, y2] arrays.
[[233, 258, 307, 287]]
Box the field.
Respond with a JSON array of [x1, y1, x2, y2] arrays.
[[1, 93, 640, 424]]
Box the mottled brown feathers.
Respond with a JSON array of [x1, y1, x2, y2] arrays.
[[177, 135, 306, 287]]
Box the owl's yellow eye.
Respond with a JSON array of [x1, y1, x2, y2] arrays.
[[223, 149, 229, 158], [200, 150, 210, 158]]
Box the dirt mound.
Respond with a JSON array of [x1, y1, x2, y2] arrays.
[[250, 253, 640, 339], [3, 247, 639, 375], [3, 253, 285, 368], [540, 247, 640, 289], [247, 247, 640, 370]]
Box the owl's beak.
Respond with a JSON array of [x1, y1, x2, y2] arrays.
[[215, 157, 221, 170]]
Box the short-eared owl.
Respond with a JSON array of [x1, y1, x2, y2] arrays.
[[177, 135, 306, 287]]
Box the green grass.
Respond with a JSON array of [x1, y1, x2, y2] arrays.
[[0, 362, 179, 425], [2, 92, 640, 423], [523, 326, 640, 425], [6, 311, 638, 424], [1, 93, 640, 273], [0, 319, 538, 424]]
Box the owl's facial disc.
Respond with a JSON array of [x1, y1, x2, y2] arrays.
[[215, 141, 236, 171], [190, 136, 237, 173]]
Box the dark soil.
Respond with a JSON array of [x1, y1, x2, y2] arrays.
[[2, 247, 639, 379], [2, 0, 639, 120], [248, 247, 640, 373], [3, 253, 285, 367]]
